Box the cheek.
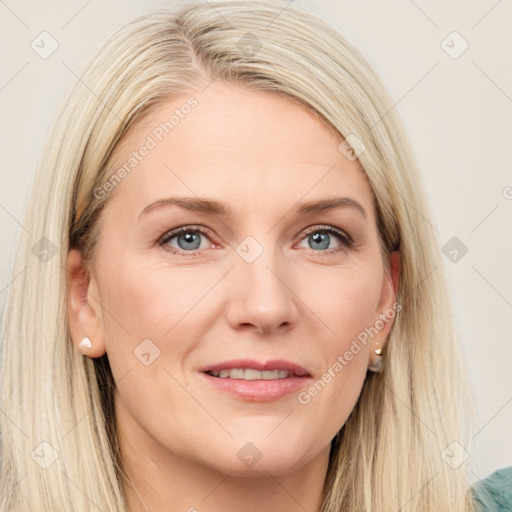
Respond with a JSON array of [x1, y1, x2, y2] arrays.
[[302, 263, 382, 344], [325, 266, 383, 377], [95, 255, 223, 373], [98, 254, 212, 331], [294, 265, 382, 424]]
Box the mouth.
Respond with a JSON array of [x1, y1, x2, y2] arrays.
[[205, 368, 306, 380], [199, 359, 312, 402]]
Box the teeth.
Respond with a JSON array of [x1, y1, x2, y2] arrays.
[[244, 369, 261, 380], [208, 368, 292, 380], [230, 369, 245, 379]]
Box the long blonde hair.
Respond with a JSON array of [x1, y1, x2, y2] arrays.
[[1, 1, 477, 510]]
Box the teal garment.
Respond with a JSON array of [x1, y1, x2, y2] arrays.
[[471, 466, 512, 511]]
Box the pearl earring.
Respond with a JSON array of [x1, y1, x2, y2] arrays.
[[368, 346, 384, 373], [79, 337, 92, 351]]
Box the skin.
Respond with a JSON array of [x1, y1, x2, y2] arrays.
[[67, 81, 400, 512]]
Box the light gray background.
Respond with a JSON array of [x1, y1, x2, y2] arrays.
[[1, 0, 511, 482]]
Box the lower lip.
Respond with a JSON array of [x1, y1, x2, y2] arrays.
[[200, 372, 311, 402]]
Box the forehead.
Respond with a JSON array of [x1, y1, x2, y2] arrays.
[[105, 82, 374, 220]]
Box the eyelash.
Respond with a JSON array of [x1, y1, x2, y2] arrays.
[[158, 224, 353, 257]]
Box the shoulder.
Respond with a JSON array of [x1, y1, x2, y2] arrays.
[[471, 466, 512, 512]]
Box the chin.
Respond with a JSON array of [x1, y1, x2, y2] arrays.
[[197, 439, 312, 477]]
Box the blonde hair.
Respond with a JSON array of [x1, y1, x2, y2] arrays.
[[0, 1, 477, 510]]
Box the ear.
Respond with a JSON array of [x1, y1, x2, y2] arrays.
[[369, 251, 401, 360], [66, 248, 106, 358]]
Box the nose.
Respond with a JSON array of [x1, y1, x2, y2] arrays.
[[225, 242, 300, 336]]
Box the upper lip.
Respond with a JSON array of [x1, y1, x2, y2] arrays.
[[199, 359, 311, 377]]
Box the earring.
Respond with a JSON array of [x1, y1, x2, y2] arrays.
[[79, 337, 92, 352], [368, 346, 384, 373]]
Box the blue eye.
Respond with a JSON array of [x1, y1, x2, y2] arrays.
[[298, 226, 352, 254], [159, 226, 211, 256], [158, 225, 352, 257]]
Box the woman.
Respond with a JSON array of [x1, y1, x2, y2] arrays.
[[1, 1, 510, 510]]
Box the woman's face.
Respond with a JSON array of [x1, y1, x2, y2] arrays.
[[68, 82, 398, 477]]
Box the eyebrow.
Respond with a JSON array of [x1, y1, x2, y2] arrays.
[[138, 196, 367, 220]]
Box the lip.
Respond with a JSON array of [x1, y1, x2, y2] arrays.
[[198, 359, 312, 402]]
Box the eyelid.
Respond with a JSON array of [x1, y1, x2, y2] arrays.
[[298, 224, 353, 246], [158, 225, 215, 246]]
